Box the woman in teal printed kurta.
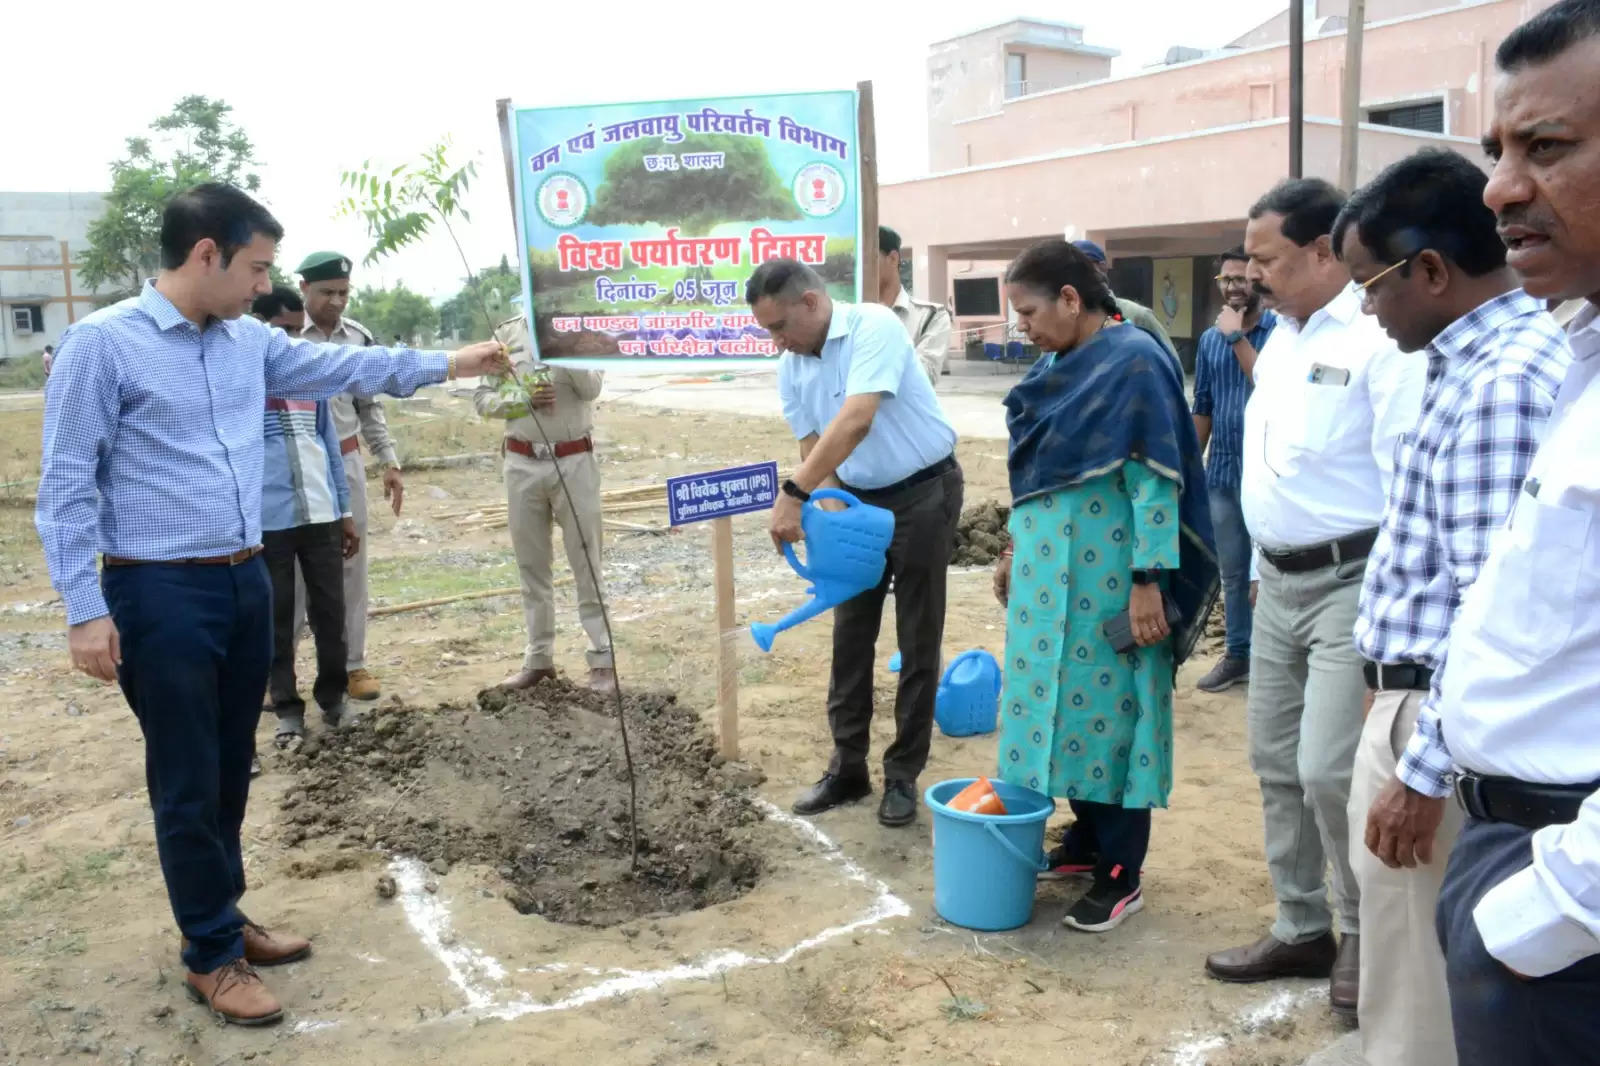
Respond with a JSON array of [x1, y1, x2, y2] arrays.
[[1001, 464, 1179, 805], [995, 240, 1218, 934]]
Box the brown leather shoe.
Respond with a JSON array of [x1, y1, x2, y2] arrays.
[[499, 667, 557, 690], [1330, 933, 1359, 1018], [184, 959, 283, 1026], [347, 668, 381, 701], [242, 920, 311, 967], [1204, 931, 1337, 983], [588, 667, 618, 696]]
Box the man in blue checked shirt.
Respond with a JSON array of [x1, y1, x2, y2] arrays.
[[1334, 149, 1571, 1066], [34, 183, 508, 1027], [250, 286, 359, 750], [1191, 247, 1277, 693]]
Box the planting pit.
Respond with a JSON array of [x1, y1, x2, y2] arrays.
[[278, 680, 766, 927]]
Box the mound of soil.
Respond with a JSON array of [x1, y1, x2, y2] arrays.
[[951, 500, 1011, 566], [278, 681, 766, 926]]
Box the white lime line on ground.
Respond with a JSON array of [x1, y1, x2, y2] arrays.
[[391, 798, 909, 1022], [1168, 987, 1328, 1065]]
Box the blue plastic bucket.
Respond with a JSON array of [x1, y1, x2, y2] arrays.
[[925, 778, 1055, 931]]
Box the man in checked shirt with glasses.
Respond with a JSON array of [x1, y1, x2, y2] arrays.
[[1334, 149, 1571, 1066]]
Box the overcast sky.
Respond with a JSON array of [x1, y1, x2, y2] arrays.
[[7, 0, 1285, 300]]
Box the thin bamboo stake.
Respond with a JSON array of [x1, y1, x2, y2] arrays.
[[366, 578, 571, 618]]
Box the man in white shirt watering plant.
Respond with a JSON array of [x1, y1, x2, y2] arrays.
[[750, 257, 962, 829], [1203, 178, 1427, 1019], [1370, 4, 1600, 1062]]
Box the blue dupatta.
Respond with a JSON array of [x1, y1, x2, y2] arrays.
[[1003, 323, 1219, 669]]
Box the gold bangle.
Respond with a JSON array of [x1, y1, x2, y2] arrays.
[[447, 352, 457, 381]]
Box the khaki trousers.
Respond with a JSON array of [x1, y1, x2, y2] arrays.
[[504, 450, 611, 670], [1348, 688, 1463, 1066], [1248, 555, 1367, 943], [339, 449, 369, 671]]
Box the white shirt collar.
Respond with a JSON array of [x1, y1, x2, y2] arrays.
[[1566, 301, 1600, 359]]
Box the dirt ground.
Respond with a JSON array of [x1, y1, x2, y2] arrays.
[[0, 377, 1346, 1066]]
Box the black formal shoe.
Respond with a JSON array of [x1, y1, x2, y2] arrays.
[[878, 778, 919, 827], [1205, 931, 1337, 982], [792, 771, 871, 816]]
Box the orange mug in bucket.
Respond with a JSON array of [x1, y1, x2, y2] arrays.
[[948, 777, 1008, 816]]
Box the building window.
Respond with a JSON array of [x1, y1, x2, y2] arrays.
[[953, 277, 1002, 317], [10, 305, 44, 334], [1367, 99, 1445, 134], [1005, 53, 1027, 99]]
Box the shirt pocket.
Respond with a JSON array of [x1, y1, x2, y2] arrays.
[[1296, 377, 1351, 454], [1464, 491, 1591, 665]]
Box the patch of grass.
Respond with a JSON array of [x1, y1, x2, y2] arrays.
[[0, 847, 127, 938], [366, 552, 519, 604], [941, 995, 989, 1022], [0, 355, 47, 391], [385, 403, 501, 466], [0, 506, 43, 581]]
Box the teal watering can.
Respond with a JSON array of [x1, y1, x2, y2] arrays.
[[750, 488, 895, 652], [934, 649, 1002, 737]]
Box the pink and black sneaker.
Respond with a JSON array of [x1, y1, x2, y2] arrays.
[[1061, 865, 1143, 933], [1038, 838, 1099, 881]]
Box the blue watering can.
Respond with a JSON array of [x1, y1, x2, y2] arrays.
[[934, 649, 1002, 737], [750, 488, 895, 652]]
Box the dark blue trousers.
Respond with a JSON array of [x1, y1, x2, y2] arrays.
[[1437, 815, 1600, 1066], [1065, 798, 1151, 885], [101, 558, 272, 974]]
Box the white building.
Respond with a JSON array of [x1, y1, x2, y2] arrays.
[[0, 192, 112, 360]]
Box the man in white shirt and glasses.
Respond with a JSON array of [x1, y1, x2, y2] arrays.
[[1204, 178, 1427, 1019], [1377, 3, 1600, 1062]]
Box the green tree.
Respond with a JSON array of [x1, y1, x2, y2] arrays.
[[587, 133, 798, 235], [346, 283, 439, 345], [80, 96, 262, 298], [438, 258, 520, 340], [339, 141, 474, 262]]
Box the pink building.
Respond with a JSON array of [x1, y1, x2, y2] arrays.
[[881, 0, 1554, 369]]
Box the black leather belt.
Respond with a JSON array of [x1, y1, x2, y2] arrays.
[[1260, 528, 1379, 574], [1456, 771, 1596, 830], [843, 454, 958, 500], [1364, 661, 1434, 692]]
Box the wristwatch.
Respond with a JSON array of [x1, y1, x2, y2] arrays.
[[781, 479, 811, 503], [1130, 569, 1157, 585], [1223, 329, 1248, 345]]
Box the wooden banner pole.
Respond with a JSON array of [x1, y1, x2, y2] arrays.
[[494, 97, 520, 222], [857, 80, 879, 304], [711, 516, 740, 759]]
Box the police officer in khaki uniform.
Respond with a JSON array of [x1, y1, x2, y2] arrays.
[[878, 226, 953, 385], [294, 251, 402, 702], [476, 308, 616, 694]]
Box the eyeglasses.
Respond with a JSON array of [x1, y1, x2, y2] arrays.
[[1214, 274, 1251, 287], [1357, 257, 1410, 291]]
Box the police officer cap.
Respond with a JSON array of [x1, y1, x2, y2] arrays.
[[296, 251, 354, 283]]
